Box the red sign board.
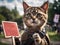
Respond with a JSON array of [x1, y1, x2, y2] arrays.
[[2, 21, 20, 38]]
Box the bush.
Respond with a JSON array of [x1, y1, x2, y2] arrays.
[[0, 14, 6, 24]]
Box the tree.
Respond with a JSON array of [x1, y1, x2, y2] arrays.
[[0, 6, 13, 21], [53, 0, 60, 14], [48, 0, 60, 25], [0, 6, 23, 27], [0, 14, 6, 24], [0, 6, 21, 23], [11, 6, 20, 20]]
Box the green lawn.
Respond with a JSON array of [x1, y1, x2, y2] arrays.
[[48, 31, 60, 41], [0, 34, 4, 38], [0, 42, 8, 45]]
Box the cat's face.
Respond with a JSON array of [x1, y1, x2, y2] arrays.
[[23, 2, 48, 30]]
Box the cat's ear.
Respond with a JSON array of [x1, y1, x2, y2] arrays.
[[23, 2, 29, 11], [41, 1, 48, 13]]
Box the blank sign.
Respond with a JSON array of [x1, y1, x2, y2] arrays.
[[2, 21, 20, 38]]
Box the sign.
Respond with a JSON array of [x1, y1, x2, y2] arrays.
[[2, 21, 20, 38], [53, 14, 59, 23]]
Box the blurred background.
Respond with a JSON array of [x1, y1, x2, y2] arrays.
[[0, 0, 60, 45]]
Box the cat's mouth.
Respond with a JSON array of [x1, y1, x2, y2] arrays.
[[27, 19, 41, 26], [32, 20, 38, 24], [32, 19, 41, 24]]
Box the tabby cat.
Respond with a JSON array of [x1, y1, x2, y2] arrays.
[[21, 1, 50, 45]]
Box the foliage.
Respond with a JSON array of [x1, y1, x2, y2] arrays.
[[48, 3, 54, 25], [14, 16, 24, 29], [48, 0, 60, 25], [0, 6, 13, 21], [11, 6, 20, 20], [0, 6, 22, 25], [0, 42, 8, 45], [0, 14, 6, 24], [48, 31, 60, 41], [52, 0, 60, 14], [14, 16, 23, 25], [0, 34, 4, 38]]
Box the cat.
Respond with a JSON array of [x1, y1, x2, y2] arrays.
[[23, 1, 48, 31], [21, 1, 50, 45]]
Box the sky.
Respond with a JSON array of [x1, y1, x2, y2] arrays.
[[0, 0, 54, 16]]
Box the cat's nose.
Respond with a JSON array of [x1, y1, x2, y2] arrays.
[[33, 16, 36, 19], [32, 16, 36, 23]]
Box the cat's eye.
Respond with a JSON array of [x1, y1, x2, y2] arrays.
[[36, 13, 42, 19], [25, 13, 31, 19], [27, 13, 31, 16], [37, 13, 41, 17]]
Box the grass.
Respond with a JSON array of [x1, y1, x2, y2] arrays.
[[48, 30, 60, 41], [0, 34, 7, 45], [0, 42, 8, 45], [0, 34, 4, 38]]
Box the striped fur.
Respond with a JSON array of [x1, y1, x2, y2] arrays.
[[21, 1, 50, 45]]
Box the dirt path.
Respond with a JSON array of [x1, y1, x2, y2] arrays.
[[0, 38, 12, 45], [51, 41, 60, 45]]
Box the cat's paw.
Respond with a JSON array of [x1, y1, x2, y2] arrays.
[[32, 33, 42, 43]]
